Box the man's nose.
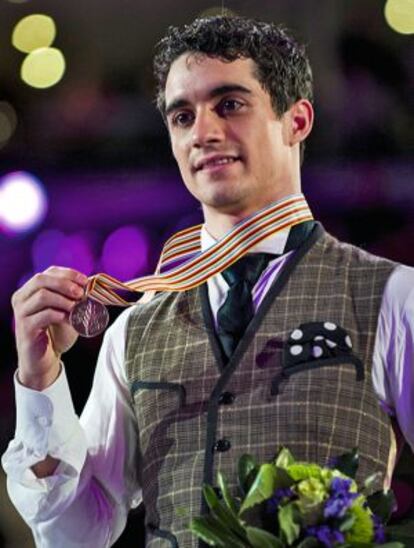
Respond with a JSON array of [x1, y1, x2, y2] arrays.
[[191, 109, 225, 147]]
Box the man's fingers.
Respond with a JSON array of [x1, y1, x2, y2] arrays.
[[19, 288, 79, 318], [12, 270, 87, 307], [23, 308, 67, 333], [44, 266, 88, 284]]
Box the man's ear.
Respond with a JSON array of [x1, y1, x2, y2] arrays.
[[286, 99, 314, 145]]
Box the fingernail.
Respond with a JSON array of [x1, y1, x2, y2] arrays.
[[74, 286, 84, 297], [77, 273, 88, 284]]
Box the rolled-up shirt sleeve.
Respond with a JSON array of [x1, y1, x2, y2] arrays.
[[372, 264, 414, 451], [1, 307, 141, 548]]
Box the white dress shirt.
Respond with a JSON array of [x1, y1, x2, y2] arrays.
[[2, 226, 414, 547]]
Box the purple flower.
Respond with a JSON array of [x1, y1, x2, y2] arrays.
[[324, 492, 358, 518], [306, 525, 345, 547], [266, 487, 294, 514], [331, 477, 352, 494], [372, 514, 386, 544], [323, 477, 358, 519]]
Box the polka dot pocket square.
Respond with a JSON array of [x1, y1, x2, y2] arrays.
[[283, 321, 355, 370]]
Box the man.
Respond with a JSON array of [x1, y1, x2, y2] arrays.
[[3, 15, 414, 548]]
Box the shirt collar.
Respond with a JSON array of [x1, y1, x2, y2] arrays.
[[200, 224, 290, 255]]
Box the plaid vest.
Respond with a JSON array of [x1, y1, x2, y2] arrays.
[[125, 224, 397, 547]]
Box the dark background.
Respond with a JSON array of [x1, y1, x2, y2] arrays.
[[0, 0, 413, 546]]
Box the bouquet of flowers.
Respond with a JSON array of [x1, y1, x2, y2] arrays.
[[190, 448, 413, 547]]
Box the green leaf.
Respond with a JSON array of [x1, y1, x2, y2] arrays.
[[273, 466, 295, 489], [362, 471, 383, 494], [238, 454, 259, 496], [246, 526, 284, 547], [202, 485, 247, 540], [239, 464, 277, 515], [367, 490, 396, 523], [217, 472, 239, 516], [333, 448, 359, 479], [190, 516, 247, 547], [339, 514, 356, 532], [203, 484, 222, 510], [296, 537, 320, 547], [278, 502, 301, 545], [274, 447, 296, 468]]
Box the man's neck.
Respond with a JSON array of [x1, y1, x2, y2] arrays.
[[202, 193, 303, 240], [204, 210, 253, 240]]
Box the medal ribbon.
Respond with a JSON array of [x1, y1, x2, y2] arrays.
[[86, 194, 313, 307]]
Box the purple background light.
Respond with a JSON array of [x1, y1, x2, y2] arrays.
[[0, 171, 48, 233], [31, 229, 65, 271], [101, 225, 149, 280], [31, 229, 95, 275], [54, 234, 95, 275]]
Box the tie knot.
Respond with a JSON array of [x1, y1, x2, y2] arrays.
[[221, 253, 273, 288]]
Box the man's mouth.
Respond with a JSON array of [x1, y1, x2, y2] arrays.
[[194, 155, 241, 172]]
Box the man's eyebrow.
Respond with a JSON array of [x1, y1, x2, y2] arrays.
[[165, 84, 252, 117]]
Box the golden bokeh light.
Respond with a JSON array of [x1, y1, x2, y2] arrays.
[[12, 14, 56, 53], [384, 0, 414, 34], [21, 47, 66, 89], [0, 102, 18, 145]]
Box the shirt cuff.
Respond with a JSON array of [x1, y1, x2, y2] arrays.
[[14, 364, 83, 461]]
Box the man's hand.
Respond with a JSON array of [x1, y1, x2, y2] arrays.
[[12, 266, 88, 391]]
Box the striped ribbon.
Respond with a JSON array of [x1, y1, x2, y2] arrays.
[[86, 194, 313, 307]]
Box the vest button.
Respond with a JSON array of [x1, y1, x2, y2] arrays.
[[218, 391, 235, 405], [213, 439, 231, 452]]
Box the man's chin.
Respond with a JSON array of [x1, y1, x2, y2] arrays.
[[201, 193, 251, 215]]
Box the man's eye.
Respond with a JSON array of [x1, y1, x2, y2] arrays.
[[171, 111, 194, 127], [218, 98, 244, 115]]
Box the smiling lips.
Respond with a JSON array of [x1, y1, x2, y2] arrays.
[[194, 155, 241, 172]]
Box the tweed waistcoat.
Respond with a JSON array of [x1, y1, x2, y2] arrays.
[[125, 224, 397, 547]]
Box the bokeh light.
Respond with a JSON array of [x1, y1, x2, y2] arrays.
[[0, 171, 48, 233], [32, 229, 95, 275], [12, 14, 56, 53], [55, 234, 95, 274], [0, 102, 18, 147], [21, 47, 66, 89], [384, 0, 414, 34], [101, 226, 149, 281], [31, 229, 65, 271]]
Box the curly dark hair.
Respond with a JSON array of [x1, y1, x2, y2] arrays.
[[153, 15, 313, 116], [153, 15, 313, 160]]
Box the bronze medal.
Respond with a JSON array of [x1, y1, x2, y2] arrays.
[[70, 298, 109, 338]]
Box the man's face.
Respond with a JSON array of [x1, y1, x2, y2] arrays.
[[164, 54, 298, 221]]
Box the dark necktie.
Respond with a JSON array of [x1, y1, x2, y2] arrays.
[[217, 253, 273, 361]]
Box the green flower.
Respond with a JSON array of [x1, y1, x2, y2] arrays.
[[287, 463, 324, 481], [295, 478, 328, 513], [296, 477, 327, 521], [345, 498, 374, 545], [297, 477, 326, 501]]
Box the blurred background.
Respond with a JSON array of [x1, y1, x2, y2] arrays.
[[0, 0, 413, 546]]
